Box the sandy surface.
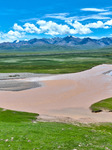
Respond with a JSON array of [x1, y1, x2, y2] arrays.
[[0, 73, 50, 91], [0, 64, 112, 123], [0, 80, 42, 91]]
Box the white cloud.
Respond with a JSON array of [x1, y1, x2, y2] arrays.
[[37, 20, 46, 25], [13, 23, 24, 31], [68, 20, 110, 34], [45, 13, 111, 33], [45, 13, 69, 21], [0, 30, 25, 42], [37, 20, 77, 35], [7, 30, 23, 38], [3, 10, 112, 43], [68, 21, 92, 34], [85, 21, 105, 28], [23, 23, 41, 33], [81, 8, 107, 12], [105, 19, 112, 25], [99, 12, 112, 16], [13, 20, 92, 36], [13, 23, 41, 34], [46, 13, 69, 17], [45, 12, 110, 24], [78, 15, 110, 21], [20, 18, 39, 22]]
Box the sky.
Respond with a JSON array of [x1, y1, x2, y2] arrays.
[[0, 0, 112, 42]]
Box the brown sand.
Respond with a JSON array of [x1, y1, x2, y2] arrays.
[[0, 64, 112, 123]]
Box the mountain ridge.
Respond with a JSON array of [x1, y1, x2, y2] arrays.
[[1, 36, 112, 51]]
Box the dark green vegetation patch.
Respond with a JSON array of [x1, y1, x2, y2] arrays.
[[90, 97, 112, 113]]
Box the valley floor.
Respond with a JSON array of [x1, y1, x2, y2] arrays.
[[0, 64, 112, 123]]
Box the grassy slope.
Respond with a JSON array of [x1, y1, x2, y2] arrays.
[[0, 108, 38, 123], [0, 108, 112, 149], [1, 122, 112, 150], [90, 97, 112, 113]]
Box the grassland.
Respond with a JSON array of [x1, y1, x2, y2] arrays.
[[0, 108, 112, 149], [0, 49, 112, 74], [90, 97, 112, 113], [0, 108, 38, 123], [0, 48, 112, 149]]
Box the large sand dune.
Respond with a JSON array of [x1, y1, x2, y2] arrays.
[[0, 64, 112, 123]]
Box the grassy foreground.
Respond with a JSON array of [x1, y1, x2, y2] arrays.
[[0, 108, 112, 149], [90, 97, 112, 113]]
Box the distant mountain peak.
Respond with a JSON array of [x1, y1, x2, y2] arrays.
[[13, 40, 20, 43], [67, 35, 78, 38], [1, 36, 112, 51]]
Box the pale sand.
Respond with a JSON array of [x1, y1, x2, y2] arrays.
[[0, 64, 112, 123]]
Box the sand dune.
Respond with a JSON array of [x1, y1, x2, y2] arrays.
[[0, 64, 112, 123]]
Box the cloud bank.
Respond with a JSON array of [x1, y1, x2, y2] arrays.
[[0, 7, 112, 42], [81, 8, 107, 12]]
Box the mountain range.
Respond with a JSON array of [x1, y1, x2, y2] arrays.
[[1, 36, 112, 52]]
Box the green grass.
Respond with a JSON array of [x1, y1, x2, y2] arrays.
[[1, 122, 112, 150], [0, 108, 38, 123], [0, 108, 112, 149], [0, 50, 112, 74], [90, 97, 112, 113]]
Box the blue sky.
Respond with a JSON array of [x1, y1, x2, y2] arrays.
[[0, 0, 112, 42]]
